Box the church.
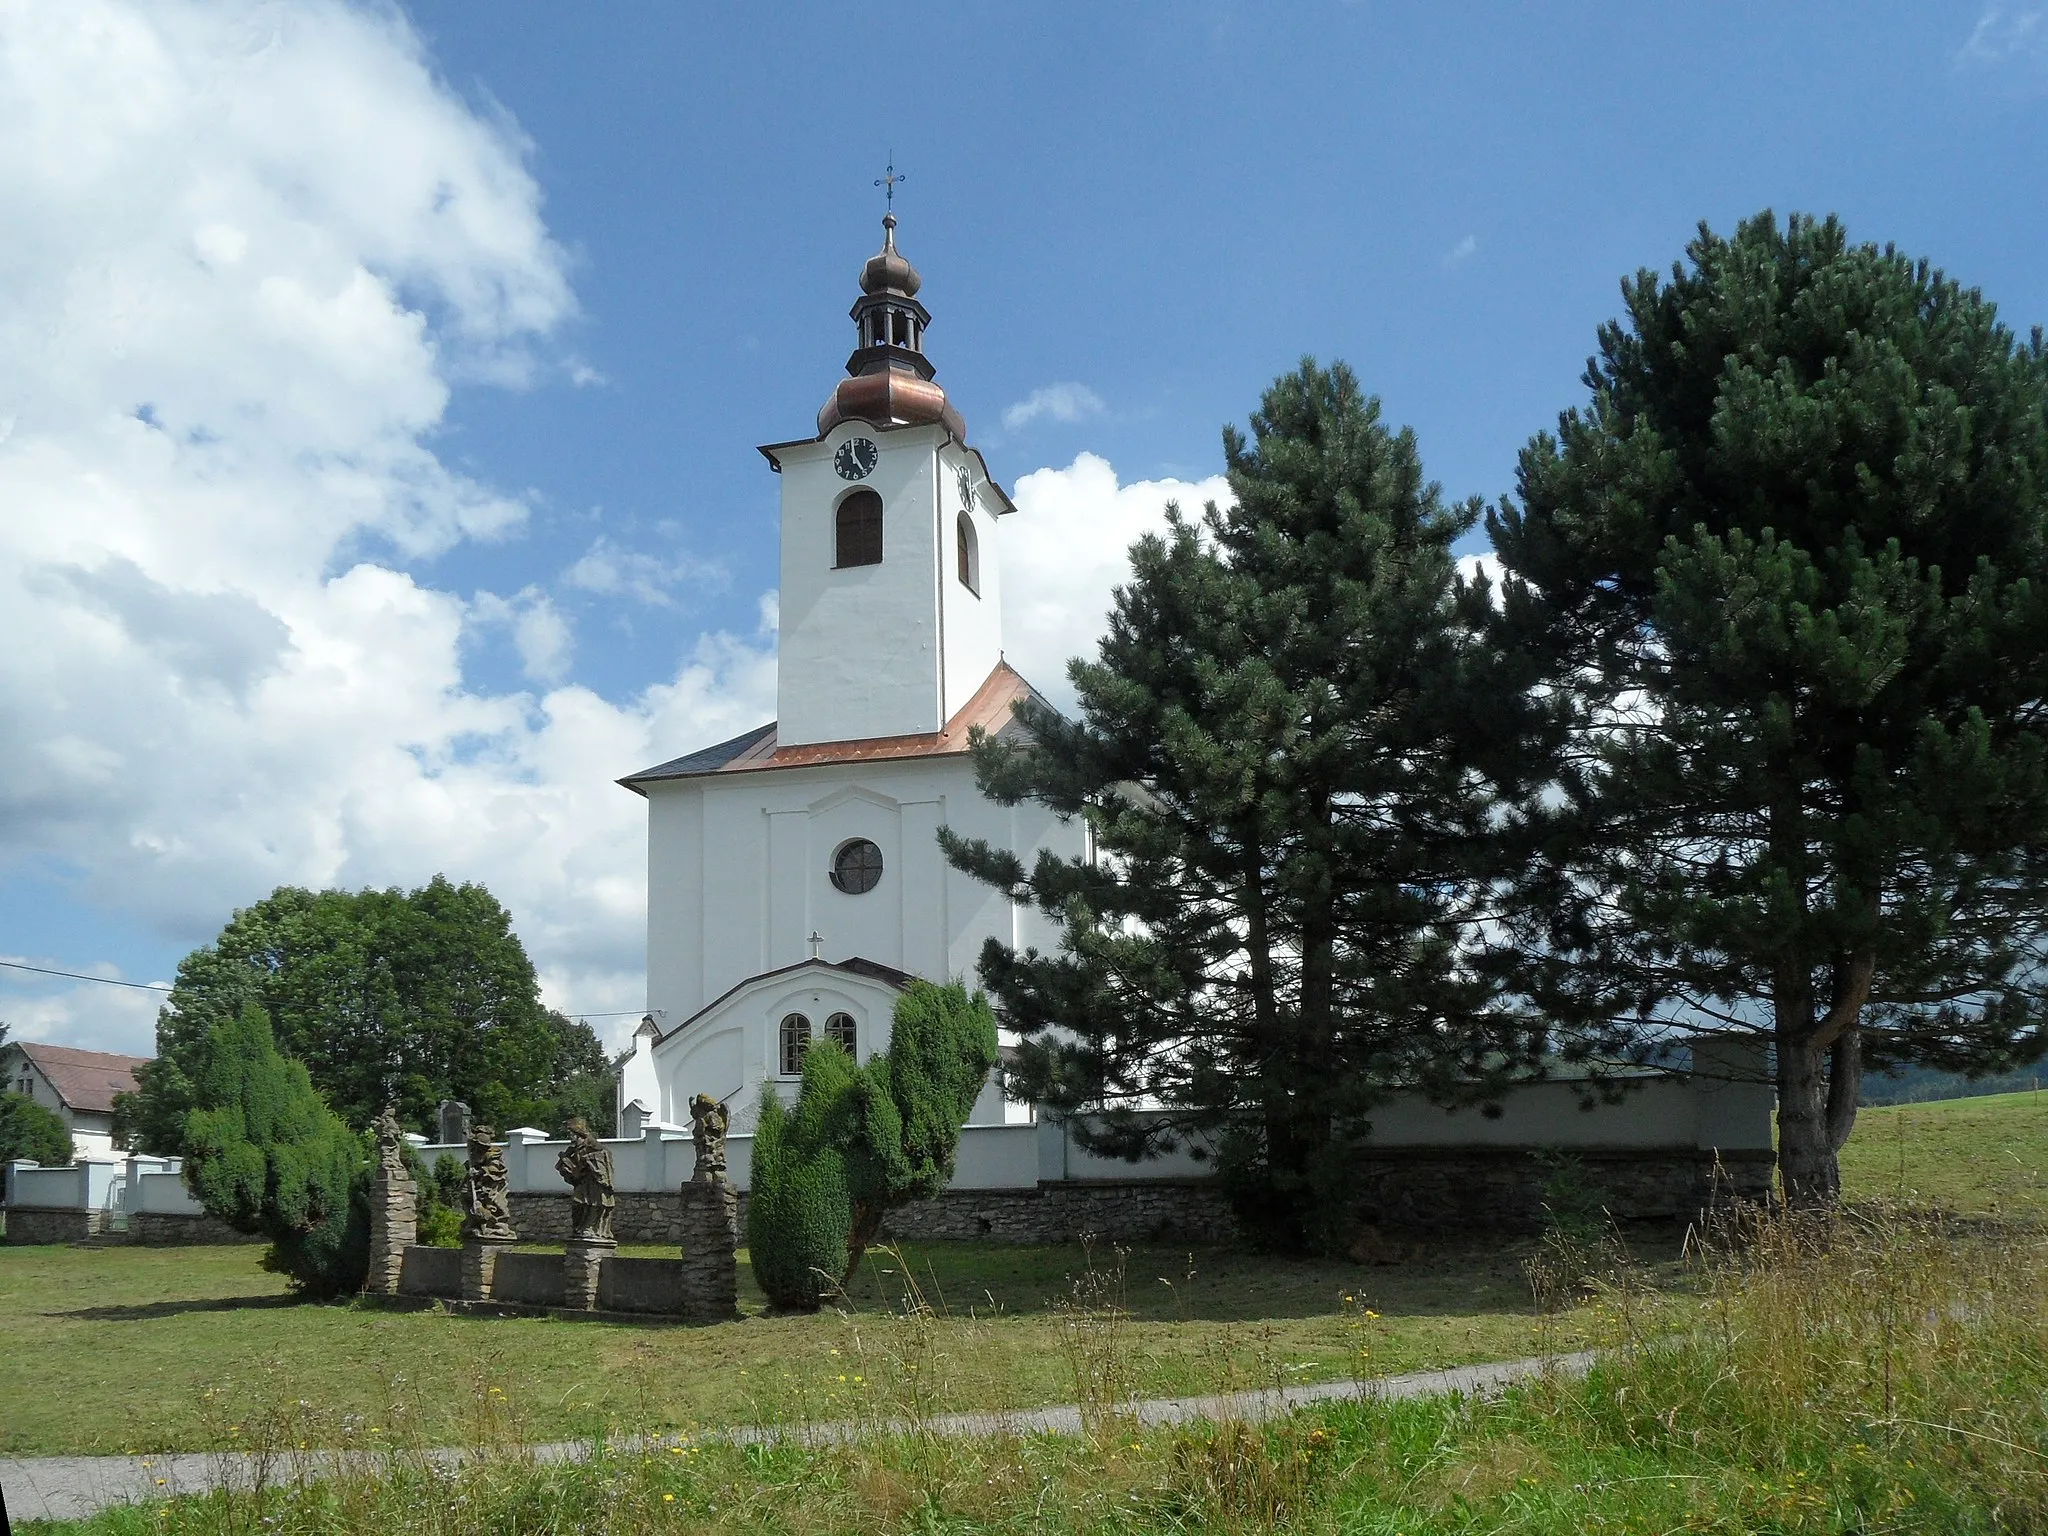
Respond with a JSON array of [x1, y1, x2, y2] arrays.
[[614, 214, 1080, 1132]]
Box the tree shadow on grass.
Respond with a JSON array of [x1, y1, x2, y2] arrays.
[[57, 1294, 305, 1322]]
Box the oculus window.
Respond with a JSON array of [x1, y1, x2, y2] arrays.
[[835, 489, 883, 567], [779, 1013, 811, 1077], [831, 838, 884, 895]]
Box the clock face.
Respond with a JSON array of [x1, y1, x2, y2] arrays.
[[834, 437, 879, 481], [956, 466, 973, 511]]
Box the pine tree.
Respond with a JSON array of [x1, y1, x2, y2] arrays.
[[944, 360, 1551, 1252], [1491, 212, 2048, 1205], [179, 1002, 370, 1296]]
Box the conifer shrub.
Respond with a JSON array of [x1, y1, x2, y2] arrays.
[[0, 1089, 74, 1167], [179, 1003, 370, 1297], [747, 981, 1000, 1305], [746, 1040, 856, 1311], [844, 980, 998, 1267]]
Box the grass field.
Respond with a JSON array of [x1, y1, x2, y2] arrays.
[[1838, 1084, 2047, 1213], [7, 1088, 2044, 1530], [0, 1233, 1583, 1457]]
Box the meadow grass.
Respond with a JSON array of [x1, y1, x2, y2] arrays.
[[1839, 1085, 2047, 1215], [29, 1205, 2047, 1534], [0, 1233, 1577, 1457]]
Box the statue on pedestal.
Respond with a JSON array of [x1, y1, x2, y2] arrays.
[[556, 1117, 616, 1242], [374, 1103, 408, 1180], [690, 1093, 730, 1184], [462, 1124, 517, 1241]]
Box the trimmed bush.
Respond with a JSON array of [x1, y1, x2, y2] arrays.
[[746, 1041, 856, 1312], [0, 1090, 74, 1167], [179, 1003, 369, 1297]]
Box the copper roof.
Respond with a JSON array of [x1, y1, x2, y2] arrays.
[[817, 370, 966, 439], [6, 1042, 148, 1114], [620, 661, 1046, 793]]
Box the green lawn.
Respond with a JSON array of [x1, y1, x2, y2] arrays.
[[1839, 1085, 2048, 1214], [0, 1235, 1576, 1457]]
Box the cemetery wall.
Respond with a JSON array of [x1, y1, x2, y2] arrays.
[[128, 1211, 258, 1245], [0, 1205, 106, 1243]]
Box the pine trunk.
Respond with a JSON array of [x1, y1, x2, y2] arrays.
[[1775, 1032, 1840, 1207]]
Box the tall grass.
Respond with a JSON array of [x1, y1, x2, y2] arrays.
[[40, 1207, 2048, 1534]]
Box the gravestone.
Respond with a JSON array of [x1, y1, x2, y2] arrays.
[[437, 1099, 471, 1147]]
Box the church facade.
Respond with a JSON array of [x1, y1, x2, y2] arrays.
[[616, 215, 1079, 1131]]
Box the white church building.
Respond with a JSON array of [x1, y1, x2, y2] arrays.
[[615, 214, 1080, 1134], [606, 216, 1774, 1228]]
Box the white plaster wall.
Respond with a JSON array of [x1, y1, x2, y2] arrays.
[[937, 452, 1005, 724], [642, 753, 1087, 1025], [776, 422, 948, 746]]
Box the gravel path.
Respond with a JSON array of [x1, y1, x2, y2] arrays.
[[1, 1350, 1594, 1525]]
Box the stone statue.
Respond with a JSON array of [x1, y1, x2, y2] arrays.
[[462, 1124, 517, 1241], [374, 1104, 408, 1180], [689, 1093, 730, 1184], [556, 1117, 616, 1242]]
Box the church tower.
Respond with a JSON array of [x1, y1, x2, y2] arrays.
[[761, 213, 1014, 747]]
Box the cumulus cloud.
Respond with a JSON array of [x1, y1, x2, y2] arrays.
[[1000, 453, 1232, 713], [0, 0, 775, 1054], [1444, 234, 1478, 266], [1001, 382, 1106, 433], [0, 2, 1226, 1061]]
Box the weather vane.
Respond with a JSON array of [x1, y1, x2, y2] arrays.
[[874, 155, 906, 213]]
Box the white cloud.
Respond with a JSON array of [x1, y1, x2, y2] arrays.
[[0, 2, 1223, 1063], [1444, 234, 1478, 266], [1001, 453, 1232, 713], [1001, 382, 1106, 433], [0, 0, 776, 1056], [1958, 6, 2044, 66], [470, 586, 574, 683], [563, 536, 725, 606]]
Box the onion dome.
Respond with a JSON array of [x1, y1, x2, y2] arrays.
[[859, 213, 922, 298], [818, 214, 966, 439]]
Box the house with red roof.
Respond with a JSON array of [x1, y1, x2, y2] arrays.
[[2, 1041, 149, 1157]]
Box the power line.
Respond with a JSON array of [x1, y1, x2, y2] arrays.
[[1, 958, 647, 1020], [0, 959, 171, 992]]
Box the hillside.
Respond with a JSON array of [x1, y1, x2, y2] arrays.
[[1838, 1087, 2047, 1214]]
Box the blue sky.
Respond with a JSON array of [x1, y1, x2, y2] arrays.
[[2, 1, 2044, 1054]]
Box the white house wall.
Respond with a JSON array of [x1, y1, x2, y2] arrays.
[[938, 461, 1004, 724]]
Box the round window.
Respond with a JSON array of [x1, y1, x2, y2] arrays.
[[830, 838, 884, 895]]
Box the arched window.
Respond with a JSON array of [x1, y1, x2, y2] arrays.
[[836, 489, 883, 568], [779, 1013, 811, 1076], [826, 1012, 857, 1054], [956, 510, 979, 595]]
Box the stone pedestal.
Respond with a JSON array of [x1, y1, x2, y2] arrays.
[[675, 1178, 740, 1319], [461, 1238, 513, 1302], [563, 1235, 616, 1311], [367, 1172, 415, 1295]]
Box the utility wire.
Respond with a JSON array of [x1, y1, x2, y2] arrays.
[[0, 959, 171, 991], [0, 956, 646, 1019]]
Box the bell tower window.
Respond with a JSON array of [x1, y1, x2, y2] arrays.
[[835, 490, 883, 568], [956, 511, 979, 595]]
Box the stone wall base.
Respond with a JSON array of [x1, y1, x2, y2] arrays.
[[1345, 1147, 1775, 1233], [128, 1211, 260, 1246], [0, 1206, 106, 1244]]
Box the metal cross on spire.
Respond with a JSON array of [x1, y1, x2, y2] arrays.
[[874, 155, 906, 213]]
